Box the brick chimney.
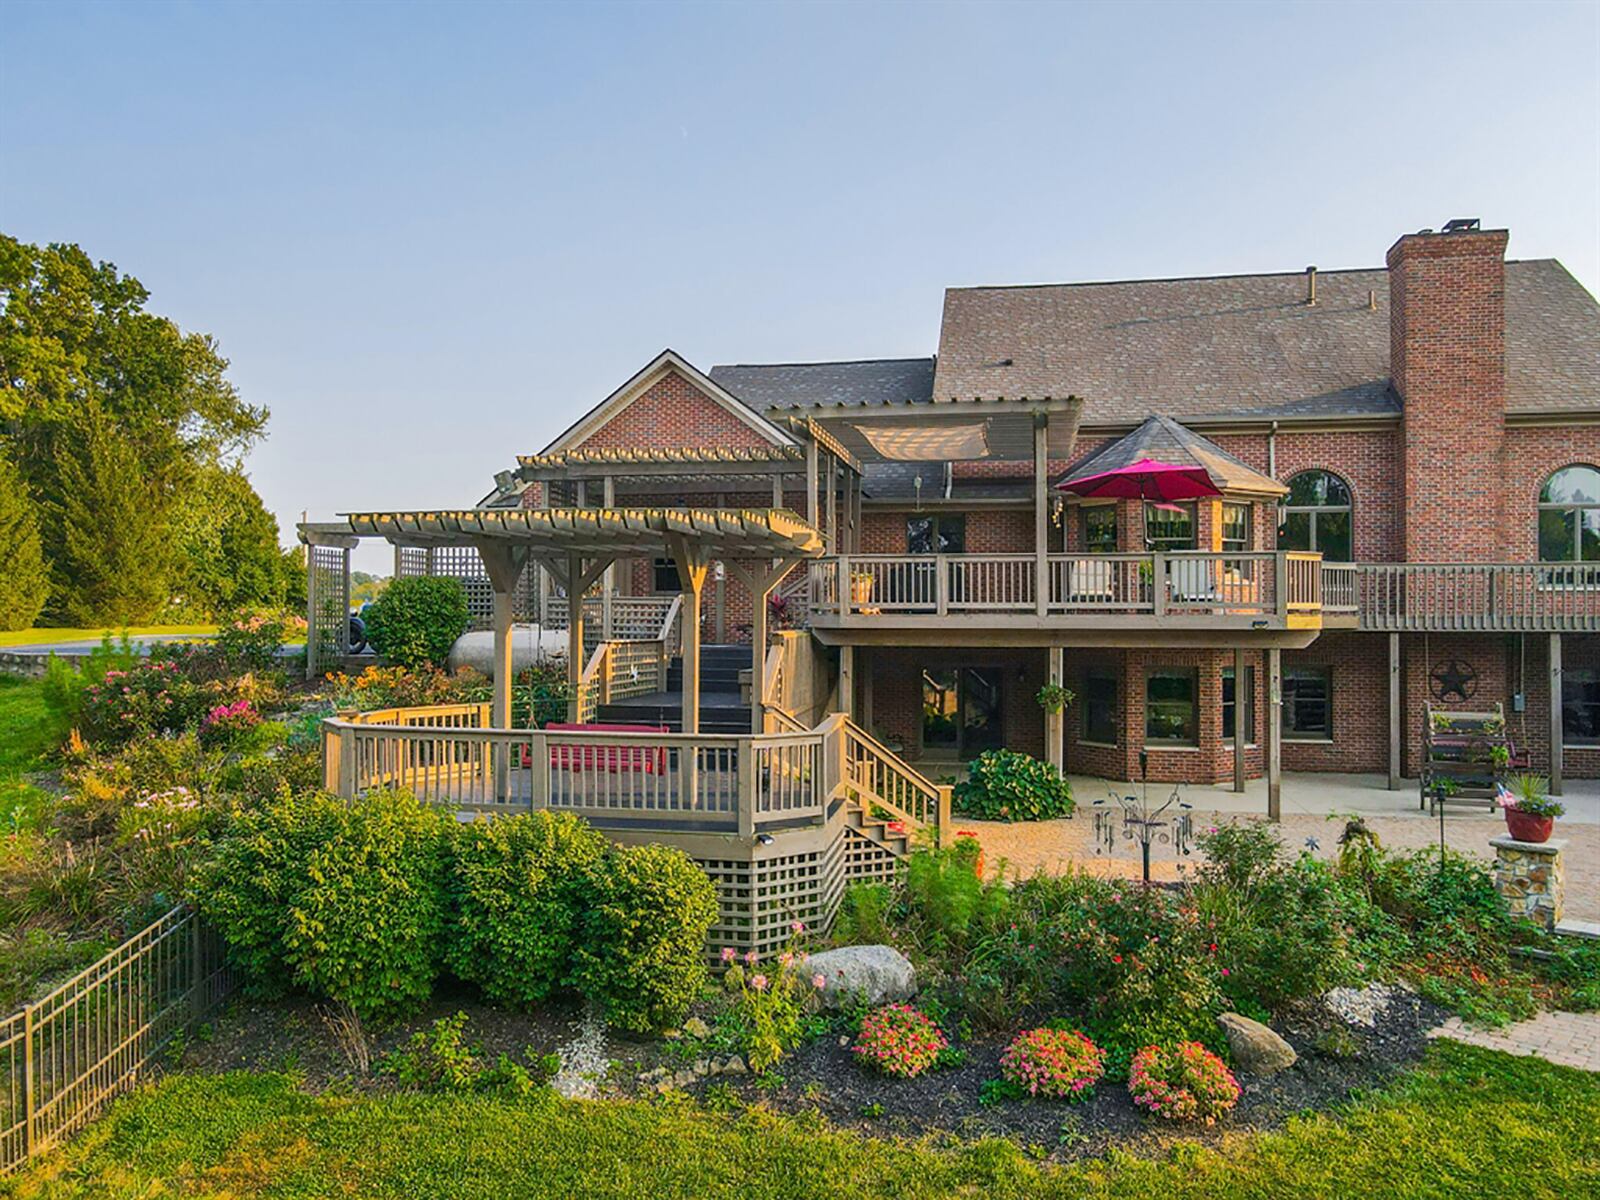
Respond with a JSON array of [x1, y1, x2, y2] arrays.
[[1387, 221, 1509, 562]]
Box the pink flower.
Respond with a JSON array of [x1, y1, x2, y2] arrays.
[[1220, 967, 1231, 977], [812, 973, 826, 990], [750, 974, 769, 992], [778, 951, 794, 968], [744, 949, 758, 966], [790, 920, 805, 934], [720, 946, 736, 963]]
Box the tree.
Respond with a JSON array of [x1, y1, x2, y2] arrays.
[[0, 235, 267, 619], [53, 402, 173, 625], [0, 446, 47, 630], [171, 464, 291, 617]]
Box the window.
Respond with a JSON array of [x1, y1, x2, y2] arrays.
[[907, 514, 965, 555], [1278, 471, 1352, 561], [1222, 665, 1255, 743], [1538, 465, 1600, 562], [921, 667, 1003, 757], [1565, 668, 1600, 746], [1283, 667, 1332, 740], [1145, 668, 1198, 745], [1221, 503, 1252, 554], [1081, 505, 1118, 553], [1143, 502, 1196, 551], [652, 557, 681, 592], [1083, 670, 1118, 744]]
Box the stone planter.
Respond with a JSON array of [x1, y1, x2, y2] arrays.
[[1504, 809, 1554, 844]]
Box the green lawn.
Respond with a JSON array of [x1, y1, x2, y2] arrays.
[[0, 676, 53, 831], [7, 1041, 1596, 1199], [0, 626, 217, 649]]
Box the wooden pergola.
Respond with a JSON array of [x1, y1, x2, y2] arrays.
[[301, 506, 825, 734]]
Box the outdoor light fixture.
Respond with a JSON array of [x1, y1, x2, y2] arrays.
[[755, 833, 775, 847]]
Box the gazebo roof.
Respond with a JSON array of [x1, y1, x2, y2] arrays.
[[1058, 415, 1287, 497], [301, 506, 825, 558]]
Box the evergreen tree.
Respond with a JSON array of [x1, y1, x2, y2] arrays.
[[0, 445, 48, 630], [171, 463, 289, 616], [53, 403, 173, 625]]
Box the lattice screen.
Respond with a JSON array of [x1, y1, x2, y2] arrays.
[[307, 544, 350, 677]]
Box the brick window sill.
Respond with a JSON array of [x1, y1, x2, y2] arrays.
[[1078, 739, 1119, 750], [1284, 737, 1336, 745]]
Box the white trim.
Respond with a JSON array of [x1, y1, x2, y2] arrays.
[[540, 349, 797, 455]]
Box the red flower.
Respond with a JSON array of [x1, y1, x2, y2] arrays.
[[1112, 954, 1123, 964]]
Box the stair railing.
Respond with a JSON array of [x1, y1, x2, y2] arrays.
[[833, 717, 950, 843]]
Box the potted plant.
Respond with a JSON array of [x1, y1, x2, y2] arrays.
[[1036, 682, 1076, 715], [849, 571, 875, 608], [1497, 772, 1565, 843]]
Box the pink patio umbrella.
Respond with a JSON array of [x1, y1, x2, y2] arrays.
[[1056, 458, 1221, 501]]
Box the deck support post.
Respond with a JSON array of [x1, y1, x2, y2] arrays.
[[477, 541, 531, 799], [1388, 632, 1402, 790], [1233, 646, 1246, 793], [805, 433, 820, 531], [1550, 633, 1564, 797], [1046, 645, 1065, 772], [839, 645, 855, 720], [1266, 647, 1282, 821], [1034, 412, 1050, 616]]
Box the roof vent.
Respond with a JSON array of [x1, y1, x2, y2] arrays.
[[1305, 266, 1317, 306], [1443, 217, 1481, 233], [991, 357, 1014, 368]]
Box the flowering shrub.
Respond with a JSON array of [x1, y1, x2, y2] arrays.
[[364, 576, 471, 669], [852, 1004, 948, 1078], [999, 1027, 1106, 1100], [952, 749, 1074, 821], [718, 922, 825, 1070], [215, 609, 303, 672], [1128, 1041, 1241, 1123], [198, 699, 260, 749], [79, 661, 195, 745]]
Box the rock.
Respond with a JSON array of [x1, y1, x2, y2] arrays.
[[447, 626, 567, 677], [672, 1069, 697, 1088], [693, 1059, 711, 1076], [683, 1016, 712, 1040], [709, 1059, 724, 1075], [1218, 1012, 1298, 1075], [802, 945, 917, 1010], [838, 1035, 850, 1048], [723, 1055, 748, 1075]]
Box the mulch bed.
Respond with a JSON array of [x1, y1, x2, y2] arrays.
[[179, 981, 1450, 1162]]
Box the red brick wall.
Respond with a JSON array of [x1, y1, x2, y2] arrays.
[[1272, 430, 1404, 561], [575, 367, 774, 453], [1389, 229, 1509, 561], [860, 508, 1034, 554], [1282, 632, 1390, 773], [861, 647, 1046, 766]]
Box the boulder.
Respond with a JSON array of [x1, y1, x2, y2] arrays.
[[803, 945, 917, 1010], [447, 626, 568, 677], [1218, 1012, 1298, 1075], [683, 1016, 712, 1040]]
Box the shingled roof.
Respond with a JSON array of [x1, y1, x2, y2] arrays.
[[934, 259, 1598, 424], [1059, 415, 1286, 496], [710, 358, 935, 410]]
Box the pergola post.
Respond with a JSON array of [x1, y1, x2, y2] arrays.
[[668, 535, 710, 735], [1034, 412, 1050, 616], [825, 452, 838, 551], [727, 556, 804, 734], [601, 475, 616, 639], [1550, 633, 1564, 796], [805, 435, 820, 531], [476, 541, 530, 798], [1047, 646, 1064, 772], [1266, 647, 1282, 820], [304, 541, 318, 682], [566, 554, 585, 721]]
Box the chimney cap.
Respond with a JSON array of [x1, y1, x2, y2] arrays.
[[1442, 218, 1481, 233]]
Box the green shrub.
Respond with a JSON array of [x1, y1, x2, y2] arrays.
[[194, 788, 454, 1021], [831, 882, 894, 947], [446, 812, 607, 1007], [40, 635, 142, 741], [573, 843, 717, 1034], [951, 749, 1073, 821], [898, 836, 1008, 960], [364, 577, 470, 670]]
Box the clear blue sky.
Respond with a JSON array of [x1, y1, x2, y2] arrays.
[[5, 0, 1598, 573]]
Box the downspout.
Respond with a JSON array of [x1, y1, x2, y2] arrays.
[[1268, 421, 1279, 480]]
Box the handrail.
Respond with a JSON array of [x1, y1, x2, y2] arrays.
[[838, 716, 948, 834], [1323, 561, 1600, 631]]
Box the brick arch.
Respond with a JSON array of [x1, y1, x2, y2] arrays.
[[1533, 462, 1600, 560], [1278, 466, 1356, 559]]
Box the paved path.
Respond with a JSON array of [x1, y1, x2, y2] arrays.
[[1429, 1010, 1600, 1073]]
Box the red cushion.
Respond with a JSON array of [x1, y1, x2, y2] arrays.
[[537, 722, 670, 774]]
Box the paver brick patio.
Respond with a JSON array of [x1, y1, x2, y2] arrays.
[[1428, 1010, 1600, 1073]]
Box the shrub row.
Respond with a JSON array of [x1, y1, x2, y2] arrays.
[[194, 794, 718, 1030]]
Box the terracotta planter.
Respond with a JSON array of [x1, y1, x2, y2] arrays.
[[1504, 809, 1554, 844], [850, 576, 875, 607]]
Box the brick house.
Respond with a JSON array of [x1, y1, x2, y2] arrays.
[[306, 220, 1600, 807]]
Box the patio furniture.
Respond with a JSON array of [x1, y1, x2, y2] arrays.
[[537, 721, 670, 773]]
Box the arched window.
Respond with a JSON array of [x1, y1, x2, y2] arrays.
[[1278, 470, 1352, 562], [1538, 465, 1600, 562]]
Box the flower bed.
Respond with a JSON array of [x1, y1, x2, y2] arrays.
[[1128, 1041, 1241, 1123]]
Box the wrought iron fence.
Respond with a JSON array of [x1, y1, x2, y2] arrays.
[[0, 906, 233, 1174]]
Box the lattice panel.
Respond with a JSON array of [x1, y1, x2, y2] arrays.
[[428, 547, 495, 630], [842, 826, 899, 887], [308, 544, 350, 675], [698, 856, 756, 953], [396, 547, 430, 579]]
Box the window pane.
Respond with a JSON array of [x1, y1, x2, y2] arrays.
[[1540, 465, 1600, 505], [1082, 506, 1117, 553], [907, 517, 935, 555], [1564, 669, 1600, 746], [1279, 510, 1312, 551], [1222, 668, 1236, 739], [653, 558, 681, 592], [1084, 672, 1117, 743], [1283, 667, 1331, 739], [1539, 509, 1576, 562], [1144, 502, 1196, 550], [1317, 511, 1353, 562], [1221, 503, 1251, 551], [937, 516, 966, 555], [1583, 509, 1600, 563], [922, 668, 958, 749], [1286, 470, 1351, 507], [1145, 669, 1197, 744], [960, 667, 1003, 755]]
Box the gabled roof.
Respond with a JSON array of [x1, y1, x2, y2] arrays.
[[934, 259, 1599, 424], [1059, 415, 1287, 497], [540, 349, 796, 455], [710, 358, 935, 410]]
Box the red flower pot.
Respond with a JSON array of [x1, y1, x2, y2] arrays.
[[1505, 809, 1554, 844]]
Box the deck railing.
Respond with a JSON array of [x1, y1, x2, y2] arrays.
[[808, 551, 1323, 622], [321, 707, 941, 841], [1, 907, 232, 1174], [1321, 562, 1600, 631]]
